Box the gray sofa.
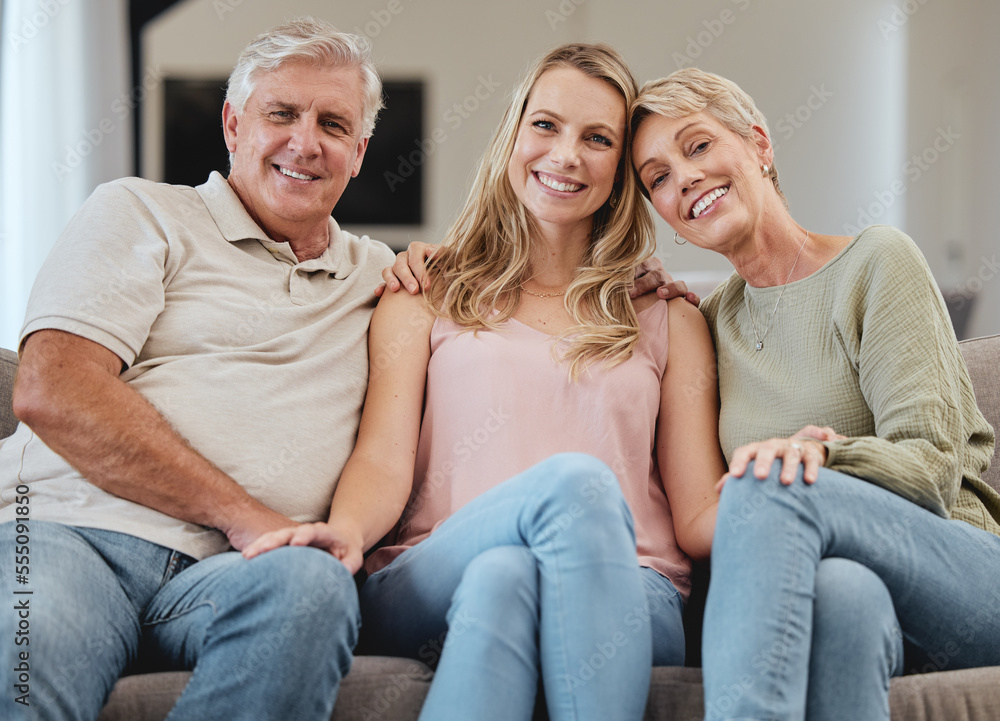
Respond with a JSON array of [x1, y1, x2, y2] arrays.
[[2, 337, 1000, 721]]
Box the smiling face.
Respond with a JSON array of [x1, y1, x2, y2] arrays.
[[223, 60, 369, 244], [632, 110, 772, 254], [506, 65, 626, 241]]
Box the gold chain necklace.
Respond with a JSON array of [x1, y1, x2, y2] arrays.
[[520, 284, 567, 298], [745, 229, 809, 352]]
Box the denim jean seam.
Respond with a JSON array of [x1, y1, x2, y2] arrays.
[[142, 600, 218, 628]]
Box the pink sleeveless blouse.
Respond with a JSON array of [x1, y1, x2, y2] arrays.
[[366, 299, 692, 597]]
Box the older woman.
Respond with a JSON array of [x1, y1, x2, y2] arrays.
[[630, 68, 1000, 721]]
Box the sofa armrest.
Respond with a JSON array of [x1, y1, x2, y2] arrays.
[[1, 347, 19, 440], [959, 334, 1000, 494]]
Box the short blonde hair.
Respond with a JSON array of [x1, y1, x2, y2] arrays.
[[631, 68, 786, 205]]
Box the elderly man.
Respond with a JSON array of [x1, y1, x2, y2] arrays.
[[0, 18, 393, 721]]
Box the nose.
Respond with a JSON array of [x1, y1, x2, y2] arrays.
[[676, 158, 702, 196], [548, 134, 580, 168], [288, 120, 321, 158]]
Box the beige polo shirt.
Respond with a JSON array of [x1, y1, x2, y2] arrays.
[[0, 172, 395, 559]]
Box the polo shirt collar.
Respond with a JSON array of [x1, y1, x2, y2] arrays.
[[195, 171, 356, 278]]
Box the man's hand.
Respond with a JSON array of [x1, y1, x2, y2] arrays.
[[632, 258, 700, 304], [375, 241, 438, 296], [223, 505, 301, 552], [242, 521, 365, 574]]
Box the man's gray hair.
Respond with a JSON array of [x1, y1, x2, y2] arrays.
[[226, 17, 384, 138]]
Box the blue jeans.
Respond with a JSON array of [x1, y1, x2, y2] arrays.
[[703, 465, 1000, 721], [0, 520, 360, 721], [360, 453, 683, 721]]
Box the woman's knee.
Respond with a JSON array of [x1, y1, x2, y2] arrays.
[[535, 452, 629, 522], [451, 546, 539, 624]]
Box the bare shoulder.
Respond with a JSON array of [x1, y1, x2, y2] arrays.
[[666, 296, 708, 330]]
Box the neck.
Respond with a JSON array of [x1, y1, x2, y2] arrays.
[[526, 219, 591, 288], [228, 177, 331, 263], [728, 213, 812, 288]]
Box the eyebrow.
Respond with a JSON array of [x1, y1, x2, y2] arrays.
[[260, 100, 356, 131], [634, 121, 704, 176], [528, 108, 622, 139]]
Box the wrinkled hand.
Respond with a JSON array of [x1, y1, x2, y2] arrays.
[[375, 241, 439, 296], [630, 258, 700, 304], [241, 522, 365, 575], [717, 426, 843, 492]]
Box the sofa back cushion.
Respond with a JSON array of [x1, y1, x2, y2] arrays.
[[1, 348, 17, 440], [959, 334, 1000, 494]]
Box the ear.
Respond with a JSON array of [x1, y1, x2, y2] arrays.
[[350, 136, 370, 178], [222, 100, 239, 154], [750, 124, 774, 169]]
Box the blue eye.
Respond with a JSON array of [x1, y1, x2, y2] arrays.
[[533, 120, 555, 131], [589, 134, 613, 147]]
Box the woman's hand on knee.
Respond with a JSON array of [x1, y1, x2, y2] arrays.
[[719, 432, 831, 491], [242, 522, 365, 574]]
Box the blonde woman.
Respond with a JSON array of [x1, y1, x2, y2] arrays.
[[247, 45, 724, 721], [630, 68, 1000, 721]]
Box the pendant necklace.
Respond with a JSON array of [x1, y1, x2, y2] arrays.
[[745, 229, 809, 352]]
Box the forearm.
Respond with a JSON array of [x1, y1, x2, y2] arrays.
[[677, 503, 717, 562], [823, 436, 958, 516], [15, 331, 289, 543], [326, 453, 413, 552]]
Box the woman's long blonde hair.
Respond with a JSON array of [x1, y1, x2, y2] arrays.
[[425, 43, 656, 379]]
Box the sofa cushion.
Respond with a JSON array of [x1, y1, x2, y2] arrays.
[[97, 657, 434, 721]]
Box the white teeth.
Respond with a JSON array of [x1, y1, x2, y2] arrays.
[[691, 186, 729, 218], [537, 173, 582, 193], [279, 167, 316, 180]]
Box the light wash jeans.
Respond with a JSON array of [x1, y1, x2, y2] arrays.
[[703, 465, 1000, 721], [0, 520, 360, 721], [360, 453, 685, 721]]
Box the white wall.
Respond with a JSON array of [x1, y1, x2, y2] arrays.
[[139, 0, 996, 336]]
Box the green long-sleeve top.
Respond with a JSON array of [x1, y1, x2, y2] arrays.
[[700, 225, 1000, 535]]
